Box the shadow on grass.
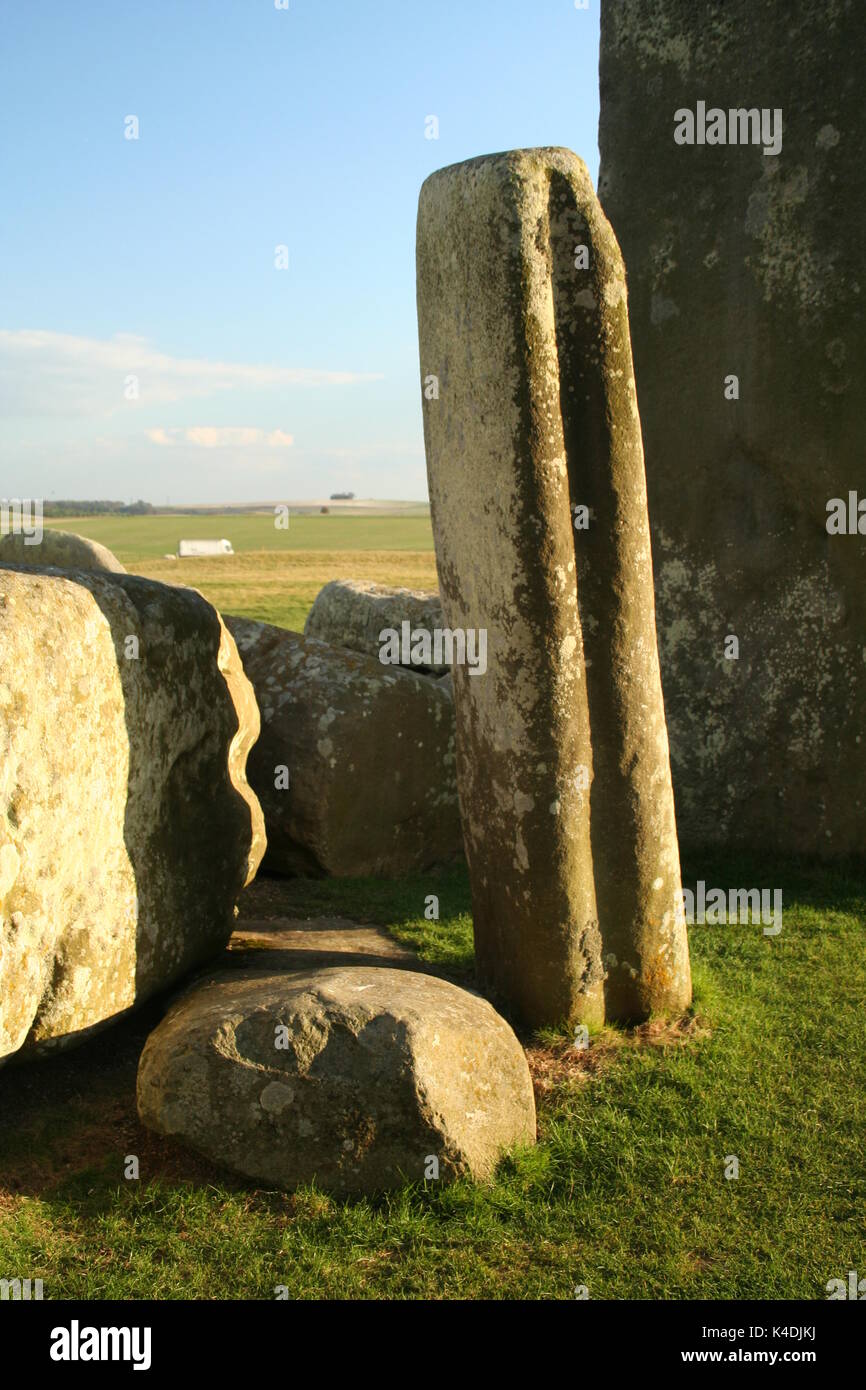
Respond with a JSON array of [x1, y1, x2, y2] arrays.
[[680, 847, 866, 915], [3, 851, 864, 1256], [0, 999, 239, 1204]]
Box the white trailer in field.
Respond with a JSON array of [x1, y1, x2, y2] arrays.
[[177, 538, 234, 557]]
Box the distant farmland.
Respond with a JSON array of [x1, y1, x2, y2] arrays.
[[43, 512, 438, 632]]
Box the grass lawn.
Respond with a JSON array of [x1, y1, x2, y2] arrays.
[[1, 851, 863, 1300], [3, 528, 862, 1299], [42, 514, 438, 630]]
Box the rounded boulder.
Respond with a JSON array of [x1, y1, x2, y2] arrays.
[[137, 965, 536, 1194], [0, 528, 126, 573]]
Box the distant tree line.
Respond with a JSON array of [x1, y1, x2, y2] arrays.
[[42, 500, 155, 516]]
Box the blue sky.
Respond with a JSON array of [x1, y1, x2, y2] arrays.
[[0, 0, 601, 504]]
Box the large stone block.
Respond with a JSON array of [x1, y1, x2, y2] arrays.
[[226, 616, 462, 877], [304, 579, 447, 674], [416, 147, 691, 1027], [598, 0, 866, 854], [0, 567, 265, 1059]]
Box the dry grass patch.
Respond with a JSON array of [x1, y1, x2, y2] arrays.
[[527, 1011, 710, 1101], [129, 549, 440, 631]]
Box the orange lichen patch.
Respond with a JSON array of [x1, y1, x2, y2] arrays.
[[641, 957, 676, 997]]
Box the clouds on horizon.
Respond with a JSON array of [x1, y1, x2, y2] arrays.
[[0, 328, 383, 417], [146, 426, 294, 448], [0, 328, 429, 503]]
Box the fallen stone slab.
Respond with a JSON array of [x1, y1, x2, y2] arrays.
[[304, 579, 447, 674], [0, 566, 265, 1060], [226, 615, 462, 877], [137, 964, 536, 1194], [0, 528, 126, 573], [226, 915, 429, 974]]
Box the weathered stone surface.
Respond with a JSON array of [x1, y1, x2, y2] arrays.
[[304, 579, 447, 673], [0, 567, 265, 1060], [226, 616, 462, 876], [417, 147, 690, 1027], [137, 965, 536, 1193], [0, 528, 126, 573], [598, 0, 866, 855]]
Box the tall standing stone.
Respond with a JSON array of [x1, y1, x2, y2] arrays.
[[416, 147, 691, 1028], [598, 0, 866, 855]]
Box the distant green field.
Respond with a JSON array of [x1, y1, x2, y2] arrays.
[[39, 513, 438, 631], [43, 513, 434, 563]]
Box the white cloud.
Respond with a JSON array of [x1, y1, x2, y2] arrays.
[[0, 329, 382, 417], [146, 426, 294, 449]]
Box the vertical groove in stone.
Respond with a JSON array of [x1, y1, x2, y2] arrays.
[[417, 147, 690, 1028]]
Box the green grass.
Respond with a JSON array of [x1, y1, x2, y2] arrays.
[[40, 513, 439, 630], [42, 512, 434, 562], [1, 852, 864, 1300]]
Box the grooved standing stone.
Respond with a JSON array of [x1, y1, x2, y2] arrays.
[[226, 615, 462, 877], [137, 965, 536, 1194], [416, 147, 691, 1027], [598, 0, 866, 855], [0, 567, 265, 1060]]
